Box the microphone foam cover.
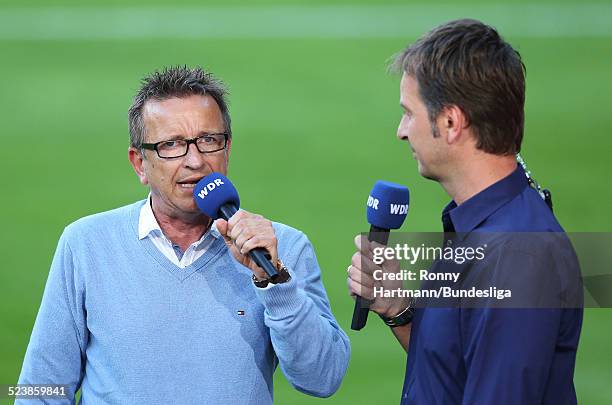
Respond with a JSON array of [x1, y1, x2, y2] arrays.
[[366, 181, 410, 230], [193, 172, 240, 219]]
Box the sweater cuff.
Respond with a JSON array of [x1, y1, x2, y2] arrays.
[[253, 270, 306, 319]]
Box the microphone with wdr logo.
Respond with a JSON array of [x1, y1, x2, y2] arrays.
[[351, 181, 410, 331], [193, 172, 279, 280]]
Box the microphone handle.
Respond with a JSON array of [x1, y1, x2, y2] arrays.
[[219, 204, 279, 280], [351, 225, 390, 331]]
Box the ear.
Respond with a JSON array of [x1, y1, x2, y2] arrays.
[[439, 105, 468, 145], [128, 147, 148, 185], [227, 137, 232, 154]]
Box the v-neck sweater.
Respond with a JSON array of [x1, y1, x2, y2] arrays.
[[18, 200, 350, 404]]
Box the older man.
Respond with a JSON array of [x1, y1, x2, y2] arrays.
[[18, 66, 349, 404], [347, 19, 582, 404]]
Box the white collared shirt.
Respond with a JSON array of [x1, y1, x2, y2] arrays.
[[138, 195, 219, 268]]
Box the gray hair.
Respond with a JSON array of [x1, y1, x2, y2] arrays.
[[128, 66, 232, 148]]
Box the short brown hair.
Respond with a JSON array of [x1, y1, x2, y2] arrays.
[[128, 66, 231, 148], [391, 19, 525, 155]]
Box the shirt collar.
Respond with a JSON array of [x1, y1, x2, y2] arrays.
[[442, 164, 528, 233], [138, 194, 221, 243]]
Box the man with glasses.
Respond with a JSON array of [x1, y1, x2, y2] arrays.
[[18, 66, 350, 404]]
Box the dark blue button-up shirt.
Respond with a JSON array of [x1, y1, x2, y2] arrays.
[[401, 165, 583, 404]]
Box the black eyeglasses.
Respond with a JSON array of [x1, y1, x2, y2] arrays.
[[141, 133, 228, 158]]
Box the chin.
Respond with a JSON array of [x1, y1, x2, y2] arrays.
[[184, 202, 200, 214], [417, 164, 439, 182], [175, 198, 199, 214]]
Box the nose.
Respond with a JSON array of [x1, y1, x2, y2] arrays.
[[183, 142, 207, 169], [397, 115, 409, 141]]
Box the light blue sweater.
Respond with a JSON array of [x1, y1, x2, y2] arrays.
[[18, 200, 350, 404]]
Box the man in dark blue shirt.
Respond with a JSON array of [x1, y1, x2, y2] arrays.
[[346, 19, 582, 404]]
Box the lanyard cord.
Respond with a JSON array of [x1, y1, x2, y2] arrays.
[[516, 153, 554, 211]]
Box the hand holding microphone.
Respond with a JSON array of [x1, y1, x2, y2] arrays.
[[348, 181, 410, 330], [217, 210, 278, 281], [193, 172, 280, 281]]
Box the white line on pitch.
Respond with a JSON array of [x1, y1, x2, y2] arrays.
[[0, 4, 611, 40]]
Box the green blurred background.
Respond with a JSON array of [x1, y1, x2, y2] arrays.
[[1, 0, 611, 403]]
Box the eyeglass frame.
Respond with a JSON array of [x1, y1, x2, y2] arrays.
[[140, 133, 229, 158]]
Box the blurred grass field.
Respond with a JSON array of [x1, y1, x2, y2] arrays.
[[1, 0, 611, 403]]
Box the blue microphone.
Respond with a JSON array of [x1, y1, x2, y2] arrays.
[[193, 172, 279, 280], [366, 181, 410, 244], [352, 181, 410, 331]]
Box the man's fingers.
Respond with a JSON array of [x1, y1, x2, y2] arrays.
[[353, 234, 373, 256], [241, 235, 277, 258], [227, 218, 244, 241], [216, 219, 229, 236], [347, 277, 357, 296], [227, 210, 255, 239], [221, 212, 279, 271], [216, 220, 235, 248], [233, 231, 251, 251], [351, 251, 378, 276], [227, 209, 248, 228], [347, 277, 374, 300], [347, 264, 375, 288], [228, 213, 269, 242]]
